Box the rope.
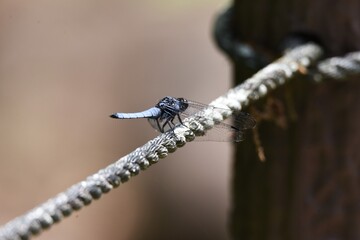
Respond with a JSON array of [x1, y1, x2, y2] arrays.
[[0, 43, 323, 240], [214, 5, 360, 82], [315, 52, 360, 81]]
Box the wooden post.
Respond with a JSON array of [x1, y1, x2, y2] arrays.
[[229, 1, 360, 239]]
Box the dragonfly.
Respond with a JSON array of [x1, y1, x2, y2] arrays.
[[110, 96, 256, 142]]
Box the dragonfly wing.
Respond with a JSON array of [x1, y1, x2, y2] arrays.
[[181, 100, 237, 121], [233, 112, 257, 130], [180, 101, 256, 142], [148, 118, 163, 132], [191, 120, 253, 142]]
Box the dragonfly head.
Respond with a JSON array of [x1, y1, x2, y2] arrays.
[[177, 98, 188, 111], [157, 96, 188, 112]]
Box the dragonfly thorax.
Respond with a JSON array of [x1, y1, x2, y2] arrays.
[[156, 96, 189, 113]]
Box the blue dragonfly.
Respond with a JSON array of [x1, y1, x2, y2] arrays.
[[110, 96, 256, 142]]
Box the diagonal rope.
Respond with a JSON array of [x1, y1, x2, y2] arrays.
[[214, 5, 360, 82], [315, 51, 360, 81], [0, 43, 324, 240]]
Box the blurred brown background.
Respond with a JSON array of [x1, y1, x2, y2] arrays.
[[0, 1, 234, 240]]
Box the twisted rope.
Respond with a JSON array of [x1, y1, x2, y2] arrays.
[[0, 43, 323, 240], [214, 5, 360, 82], [315, 52, 360, 80]]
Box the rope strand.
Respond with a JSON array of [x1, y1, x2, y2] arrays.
[[315, 52, 360, 80], [0, 42, 325, 240]]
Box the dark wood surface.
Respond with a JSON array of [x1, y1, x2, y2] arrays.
[[231, 1, 360, 239], [234, 0, 360, 55]]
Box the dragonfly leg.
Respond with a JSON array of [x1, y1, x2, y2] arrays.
[[155, 119, 163, 132], [162, 117, 177, 132], [167, 122, 175, 131], [176, 114, 184, 125], [161, 118, 170, 133]]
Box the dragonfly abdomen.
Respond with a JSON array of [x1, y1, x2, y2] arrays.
[[110, 107, 161, 119]]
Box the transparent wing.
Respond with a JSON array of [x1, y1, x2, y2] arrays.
[[149, 100, 256, 142], [182, 100, 216, 115], [233, 112, 257, 130], [187, 111, 256, 142], [148, 118, 163, 132]]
